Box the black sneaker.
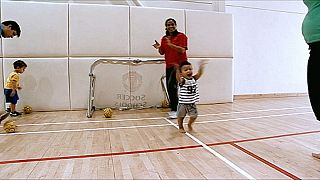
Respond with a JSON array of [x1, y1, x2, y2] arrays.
[[6, 108, 11, 113], [15, 111, 22, 116], [10, 111, 22, 117]]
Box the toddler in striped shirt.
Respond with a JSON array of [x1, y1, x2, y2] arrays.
[[175, 60, 207, 133]]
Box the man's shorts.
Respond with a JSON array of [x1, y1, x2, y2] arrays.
[[4, 89, 19, 104], [177, 103, 198, 118]]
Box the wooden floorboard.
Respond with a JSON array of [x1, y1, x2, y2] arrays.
[[0, 96, 320, 179]]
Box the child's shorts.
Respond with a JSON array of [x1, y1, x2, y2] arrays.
[[177, 103, 198, 118], [4, 89, 19, 104]]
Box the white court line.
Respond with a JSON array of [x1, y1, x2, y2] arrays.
[[164, 117, 255, 180], [17, 117, 163, 127], [0, 124, 172, 136], [13, 106, 311, 127], [197, 106, 310, 117], [196, 112, 313, 124], [0, 111, 312, 136]]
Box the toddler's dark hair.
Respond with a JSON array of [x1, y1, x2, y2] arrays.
[[179, 61, 191, 70], [13, 60, 27, 69]]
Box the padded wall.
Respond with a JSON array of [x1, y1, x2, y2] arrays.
[[186, 10, 233, 58], [1, 1, 233, 111], [188, 58, 233, 103], [1, 1, 68, 58], [0, 58, 4, 111], [130, 6, 185, 57], [69, 4, 130, 57], [226, 6, 307, 94], [69, 58, 95, 110], [0, 40, 2, 57], [3, 58, 70, 111], [69, 58, 165, 110]]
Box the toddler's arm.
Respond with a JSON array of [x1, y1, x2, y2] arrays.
[[194, 60, 207, 80]]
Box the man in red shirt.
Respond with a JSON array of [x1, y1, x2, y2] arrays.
[[153, 18, 188, 118]]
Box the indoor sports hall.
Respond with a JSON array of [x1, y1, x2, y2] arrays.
[[0, 0, 319, 179]]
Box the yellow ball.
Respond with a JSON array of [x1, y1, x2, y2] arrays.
[[4, 120, 17, 133], [23, 105, 32, 114], [161, 100, 169, 108], [103, 108, 113, 118]]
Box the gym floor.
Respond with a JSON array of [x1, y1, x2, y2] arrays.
[[0, 96, 319, 179]]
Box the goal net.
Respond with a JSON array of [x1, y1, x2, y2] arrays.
[[87, 58, 168, 118]]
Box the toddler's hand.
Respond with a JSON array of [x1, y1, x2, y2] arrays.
[[199, 60, 208, 68]]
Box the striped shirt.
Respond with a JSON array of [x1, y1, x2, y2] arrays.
[[178, 77, 199, 104]]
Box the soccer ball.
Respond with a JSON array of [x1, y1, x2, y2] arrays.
[[23, 105, 32, 114], [161, 100, 169, 108], [103, 108, 113, 118], [4, 120, 17, 133]]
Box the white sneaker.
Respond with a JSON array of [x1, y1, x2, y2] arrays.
[[168, 111, 177, 119]]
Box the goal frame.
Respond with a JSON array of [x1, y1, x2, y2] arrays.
[[87, 58, 168, 118]]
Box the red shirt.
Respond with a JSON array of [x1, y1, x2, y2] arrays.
[[160, 32, 188, 68]]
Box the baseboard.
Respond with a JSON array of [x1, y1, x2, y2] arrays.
[[234, 93, 308, 100]]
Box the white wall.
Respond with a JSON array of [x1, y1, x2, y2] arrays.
[[225, 0, 309, 95], [4, 1, 309, 97], [7, 0, 221, 11], [1, 1, 233, 112]]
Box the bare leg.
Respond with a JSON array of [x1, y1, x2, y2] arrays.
[[177, 117, 185, 133], [188, 117, 197, 132], [10, 104, 16, 112], [312, 153, 320, 159]]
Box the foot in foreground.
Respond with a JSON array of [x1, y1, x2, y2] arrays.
[[312, 153, 320, 159], [188, 118, 196, 132], [187, 123, 193, 132], [179, 128, 186, 133]]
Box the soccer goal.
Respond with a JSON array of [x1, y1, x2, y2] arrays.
[[87, 58, 169, 118]]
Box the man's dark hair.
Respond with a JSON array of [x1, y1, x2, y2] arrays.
[[13, 60, 27, 69], [2, 20, 21, 37]]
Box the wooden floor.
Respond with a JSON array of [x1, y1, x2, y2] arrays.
[[1, 96, 320, 179]]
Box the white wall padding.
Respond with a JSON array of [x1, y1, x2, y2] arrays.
[[0, 39, 2, 57], [69, 58, 165, 110], [130, 6, 185, 57], [69, 58, 95, 110], [1, 1, 68, 58], [0, 58, 4, 111], [186, 10, 233, 58], [226, 6, 307, 95], [69, 4, 129, 57], [3, 58, 70, 111], [188, 58, 233, 104]]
